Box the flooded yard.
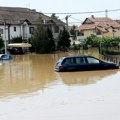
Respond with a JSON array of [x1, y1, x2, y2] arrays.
[[0, 48, 120, 120]]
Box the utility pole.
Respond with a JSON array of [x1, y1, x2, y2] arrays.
[[65, 15, 71, 31], [105, 9, 108, 18], [4, 19, 7, 54]]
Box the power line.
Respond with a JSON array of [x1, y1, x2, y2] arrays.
[[0, 7, 120, 14], [44, 10, 104, 14], [69, 16, 83, 23], [109, 9, 120, 12], [0, 8, 120, 17], [1, 8, 120, 25], [68, 22, 83, 24], [0, 8, 120, 19], [44, 9, 120, 15]]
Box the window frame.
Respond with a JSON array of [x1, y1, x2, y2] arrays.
[[14, 26, 16, 32], [54, 26, 59, 33], [86, 57, 100, 64], [75, 57, 86, 64], [29, 27, 34, 34], [0, 28, 3, 34], [62, 58, 75, 65]]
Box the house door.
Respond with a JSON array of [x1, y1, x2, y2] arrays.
[[23, 24, 27, 40]]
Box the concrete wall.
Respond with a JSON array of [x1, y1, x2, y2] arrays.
[[10, 25, 21, 39]]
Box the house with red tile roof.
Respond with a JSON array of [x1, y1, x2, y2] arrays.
[[77, 16, 120, 40]]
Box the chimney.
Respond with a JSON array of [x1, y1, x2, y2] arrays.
[[91, 15, 95, 18], [32, 9, 36, 12]]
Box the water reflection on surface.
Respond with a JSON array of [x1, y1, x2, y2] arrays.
[[57, 70, 118, 86], [0, 54, 57, 98], [0, 49, 108, 98], [0, 49, 120, 120]]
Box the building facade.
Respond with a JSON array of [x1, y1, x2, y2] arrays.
[[0, 7, 65, 44], [77, 16, 120, 41]]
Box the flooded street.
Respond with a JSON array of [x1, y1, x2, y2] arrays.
[[0, 48, 120, 120]]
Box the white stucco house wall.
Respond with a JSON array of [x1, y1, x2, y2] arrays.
[[0, 7, 65, 45], [0, 21, 35, 41]]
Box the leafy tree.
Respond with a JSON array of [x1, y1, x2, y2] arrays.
[[31, 17, 55, 53], [71, 42, 81, 50], [32, 20, 46, 53], [57, 27, 71, 51], [115, 19, 120, 24], [69, 25, 77, 40], [51, 13, 59, 20], [45, 27, 55, 52], [86, 34, 100, 47]]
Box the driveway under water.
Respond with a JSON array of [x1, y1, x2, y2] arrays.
[[0, 49, 120, 120]]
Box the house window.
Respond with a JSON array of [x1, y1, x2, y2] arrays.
[[29, 27, 34, 34], [96, 29, 102, 35], [14, 27, 16, 32], [54, 26, 59, 33], [0, 28, 3, 34], [79, 31, 84, 36], [77, 31, 84, 36], [93, 29, 96, 33], [77, 31, 80, 36]]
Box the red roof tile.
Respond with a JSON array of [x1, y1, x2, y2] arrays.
[[77, 24, 96, 30], [78, 17, 120, 32]]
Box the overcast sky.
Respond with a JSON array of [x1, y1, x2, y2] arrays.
[[0, 0, 120, 25]]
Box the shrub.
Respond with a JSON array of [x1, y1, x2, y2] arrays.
[[11, 37, 23, 43]]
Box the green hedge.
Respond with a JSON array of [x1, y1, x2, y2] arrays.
[[101, 48, 120, 55]]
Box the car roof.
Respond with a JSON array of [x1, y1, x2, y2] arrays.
[[0, 54, 4, 57], [63, 55, 92, 59]]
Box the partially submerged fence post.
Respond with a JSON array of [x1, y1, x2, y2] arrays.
[[101, 54, 120, 66]]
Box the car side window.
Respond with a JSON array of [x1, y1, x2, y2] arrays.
[[64, 58, 74, 65], [76, 57, 86, 64], [87, 57, 100, 64]]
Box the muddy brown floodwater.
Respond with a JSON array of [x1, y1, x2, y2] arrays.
[[0, 48, 120, 120]]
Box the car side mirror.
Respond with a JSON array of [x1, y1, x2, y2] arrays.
[[100, 60, 104, 64]]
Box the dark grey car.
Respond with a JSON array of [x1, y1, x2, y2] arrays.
[[55, 55, 119, 72]]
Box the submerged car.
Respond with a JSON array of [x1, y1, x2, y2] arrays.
[[0, 54, 12, 60], [55, 55, 119, 72]]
